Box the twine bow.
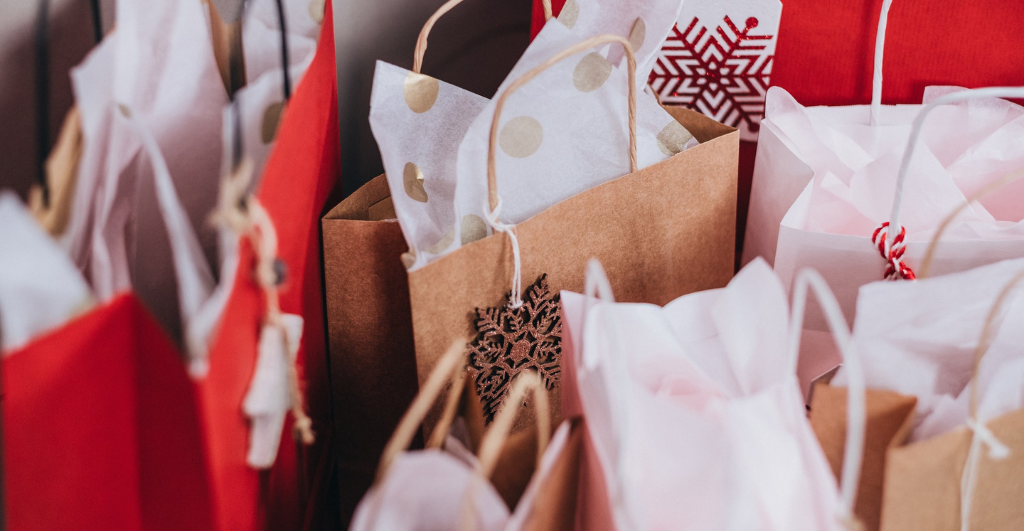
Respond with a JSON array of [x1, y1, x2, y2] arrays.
[[215, 161, 315, 447], [871, 222, 916, 280]]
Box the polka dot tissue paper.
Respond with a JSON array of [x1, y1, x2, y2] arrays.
[[370, 4, 697, 271]]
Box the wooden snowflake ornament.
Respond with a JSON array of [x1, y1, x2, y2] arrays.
[[468, 274, 562, 423]]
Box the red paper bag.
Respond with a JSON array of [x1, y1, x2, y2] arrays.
[[2, 1, 340, 529]]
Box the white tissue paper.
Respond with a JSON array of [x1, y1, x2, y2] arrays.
[[0, 192, 93, 353], [561, 259, 845, 530], [835, 257, 1024, 442], [442, 20, 695, 264], [374, 5, 697, 270]]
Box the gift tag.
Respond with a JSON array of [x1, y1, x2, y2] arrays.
[[647, 0, 782, 141], [243, 313, 304, 469], [468, 275, 562, 423]]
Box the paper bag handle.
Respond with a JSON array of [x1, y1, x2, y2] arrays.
[[487, 34, 638, 211], [868, 0, 894, 125], [885, 87, 1024, 250], [375, 341, 470, 484], [788, 269, 867, 529], [969, 271, 1024, 422], [273, 0, 293, 100], [953, 269, 1022, 531], [917, 166, 1024, 278], [475, 371, 551, 478], [414, 0, 554, 74], [455, 372, 550, 531], [579, 259, 642, 531]]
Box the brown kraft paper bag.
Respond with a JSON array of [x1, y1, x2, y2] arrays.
[[879, 269, 1024, 531], [320, 1, 483, 518], [321, 175, 420, 524], [811, 266, 1024, 531], [809, 385, 917, 531], [407, 35, 738, 434]]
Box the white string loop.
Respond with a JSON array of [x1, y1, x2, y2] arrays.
[[960, 417, 1011, 531], [482, 197, 523, 309], [967, 418, 1011, 460], [788, 269, 866, 529]]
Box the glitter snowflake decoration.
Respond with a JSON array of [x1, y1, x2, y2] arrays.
[[468, 274, 561, 423], [648, 16, 774, 140]]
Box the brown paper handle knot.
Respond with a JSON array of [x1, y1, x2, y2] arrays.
[[375, 341, 470, 484], [414, 0, 554, 74], [917, 166, 1024, 278], [487, 34, 638, 211]]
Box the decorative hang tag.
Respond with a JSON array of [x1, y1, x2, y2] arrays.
[[243, 313, 303, 469], [648, 0, 782, 141], [468, 274, 562, 423]]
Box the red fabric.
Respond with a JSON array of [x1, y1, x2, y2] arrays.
[[2, 1, 340, 529], [771, 0, 1024, 107]]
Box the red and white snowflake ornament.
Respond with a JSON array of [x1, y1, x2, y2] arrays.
[[648, 0, 782, 141]]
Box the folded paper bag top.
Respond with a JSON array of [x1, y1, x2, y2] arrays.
[[406, 31, 736, 439], [560, 259, 869, 530]]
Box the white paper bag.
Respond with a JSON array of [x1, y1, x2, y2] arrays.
[[561, 259, 865, 530], [742, 5, 1024, 387]]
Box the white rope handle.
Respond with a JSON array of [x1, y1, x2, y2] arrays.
[[869, 0, 894, 125], [788, 269, 866, 527], [581, 258, 616, 370], [887, 87, 1024, 249], [581, 258, 642, 531]]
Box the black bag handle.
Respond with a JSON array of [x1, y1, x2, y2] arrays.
[[35, 0, 103, 208]]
